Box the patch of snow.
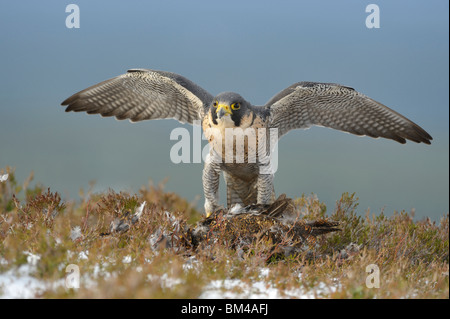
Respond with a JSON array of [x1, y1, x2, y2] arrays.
[[135, 201, 146, 219], [0, 268, 46, 298], [122, 255, 132, 264], [147, 273, 183, 290], [78, 250, 89, 260], [24, 252, 40, 267], [70, 226, 82, 241], [259, 267, 270, 278], [0, 256, 64, 299], [182, 256, 199, 272], [199, 276, 338, 299]]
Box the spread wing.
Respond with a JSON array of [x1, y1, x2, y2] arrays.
[[265, 82, 432, 144], [61, 69, 214, 124]]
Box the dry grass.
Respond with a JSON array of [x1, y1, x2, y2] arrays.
[[0, 166, 448, 299]]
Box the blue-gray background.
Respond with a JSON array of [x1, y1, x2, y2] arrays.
[[0, 1, 448, 220]]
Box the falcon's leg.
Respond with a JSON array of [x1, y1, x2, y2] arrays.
[[256, 173, 276, 205], [203, 153, 222, 217], [223, 172, 258, 207]]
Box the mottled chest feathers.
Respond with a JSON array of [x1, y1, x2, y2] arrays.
[[203, 110, 268, 163], [201, 92, 271, 163]]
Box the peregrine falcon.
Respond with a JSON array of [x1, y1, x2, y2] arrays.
[[61, 69, 432, 216]]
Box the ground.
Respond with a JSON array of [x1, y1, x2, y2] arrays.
[[0, 167, 448, 299]]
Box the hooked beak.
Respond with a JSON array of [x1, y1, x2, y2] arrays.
[[216, 104, 232, 119]]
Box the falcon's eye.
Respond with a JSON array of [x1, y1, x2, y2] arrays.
[[213, 101, 218, 108], [231, 102, 241, 110]]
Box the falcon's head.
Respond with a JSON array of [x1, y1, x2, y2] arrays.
[[210, 92, 250, 128]]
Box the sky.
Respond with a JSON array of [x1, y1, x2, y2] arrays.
[[0, 0, 448, 220]]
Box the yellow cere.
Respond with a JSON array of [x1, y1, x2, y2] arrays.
[[216, 104, 232, 115]]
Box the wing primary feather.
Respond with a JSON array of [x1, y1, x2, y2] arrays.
[[61, 69, 214, 124], [266, 82, 432, 144]]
